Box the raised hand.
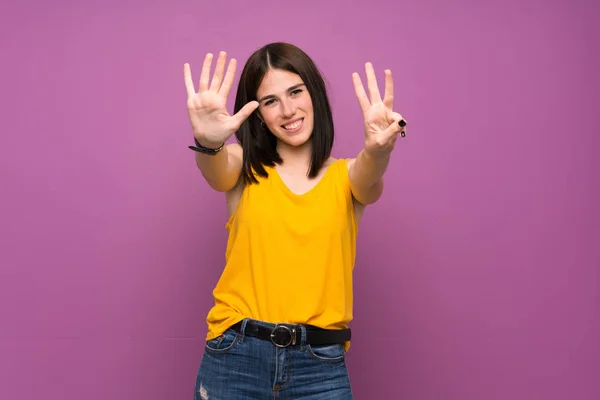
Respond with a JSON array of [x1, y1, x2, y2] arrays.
[[183, 52, 259, 147], [352, 62, 406, 155]]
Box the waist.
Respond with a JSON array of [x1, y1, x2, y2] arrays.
[[231, 318, 351, 347]]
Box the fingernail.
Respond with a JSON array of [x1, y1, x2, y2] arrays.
[[401, 131, 406, 138], [398, 119, 407, 127]]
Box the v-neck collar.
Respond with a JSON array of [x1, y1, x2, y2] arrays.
[[271, 159, 341, 199]]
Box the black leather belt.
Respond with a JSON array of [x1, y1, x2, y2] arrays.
[[230, 320, 351, 348]]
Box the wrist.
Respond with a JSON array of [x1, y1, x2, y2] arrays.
[[193, 135, 224, 149], [189, 136, 225, 156], [363, 145, 393, 161]]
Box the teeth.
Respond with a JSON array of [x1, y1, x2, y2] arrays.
[[283, 119, 302, 130]]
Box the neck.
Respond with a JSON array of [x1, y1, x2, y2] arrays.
[[276, 138, 313, 173]]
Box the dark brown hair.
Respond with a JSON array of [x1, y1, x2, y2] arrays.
[[234, 42, 335, 184]]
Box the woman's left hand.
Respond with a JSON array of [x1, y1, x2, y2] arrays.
[[352, 62, 407, 156]]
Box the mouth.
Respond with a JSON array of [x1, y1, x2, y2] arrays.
[[281, 118, 304, 133]]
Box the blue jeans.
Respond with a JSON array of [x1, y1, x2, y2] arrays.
[[194, 318, 353, 399]]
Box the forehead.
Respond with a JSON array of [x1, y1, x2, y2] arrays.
[[256, 68, 304, 97]]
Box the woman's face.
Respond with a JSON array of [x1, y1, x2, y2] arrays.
[[256, 68, 314, 148]]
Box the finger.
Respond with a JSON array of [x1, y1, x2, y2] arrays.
[[231, 101, 259, 129], [352, 72, 370, 115], [392, 131, 400, 144], [219, 58, 237, 97], [199, 53, 214, 92], [398, 115, 407, 135], [387, 110, 407, 127], [383, 69, 394, 110], [390, 112, 407, 138], [383, 122, 401, 142], [387, 112, 406, 134], [210, 51, 227, 91], [365, 62, 382, 104], [183, 63, 195, 98]]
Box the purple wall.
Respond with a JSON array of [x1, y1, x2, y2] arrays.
[[1, 0, 598, 399]]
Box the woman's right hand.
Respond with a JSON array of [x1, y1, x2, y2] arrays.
[[183, 52, 259, 147]]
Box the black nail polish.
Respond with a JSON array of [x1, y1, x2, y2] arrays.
[[398, 119, 407, 127], [401, 131, 406, 137]]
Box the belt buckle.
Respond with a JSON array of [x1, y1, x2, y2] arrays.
[[270, 325, 296, 348]]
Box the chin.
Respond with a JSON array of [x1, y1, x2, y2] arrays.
[[276, 131, 312, 148]]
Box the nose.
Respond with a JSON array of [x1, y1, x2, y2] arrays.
[[280, 98, 296, 118]]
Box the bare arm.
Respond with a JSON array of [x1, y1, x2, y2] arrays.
[[194, 142, 242, 192], [183, 51, 257, 192], [349, 62, 406, 205], [347, 149, 388, 205]]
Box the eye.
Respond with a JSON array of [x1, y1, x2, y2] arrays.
[[290, 89, 303, 96], [263, 99, 276, 106]]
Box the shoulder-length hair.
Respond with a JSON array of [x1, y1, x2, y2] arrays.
[[234, 42, 335, 184]]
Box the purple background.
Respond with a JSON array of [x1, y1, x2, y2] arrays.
[[1, 0, 599, 399]]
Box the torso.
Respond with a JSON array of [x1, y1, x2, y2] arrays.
[[207, 155, 361, 340], [225, 156, 366, 224]]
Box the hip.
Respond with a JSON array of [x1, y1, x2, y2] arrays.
[[194, 318, 353, 400]]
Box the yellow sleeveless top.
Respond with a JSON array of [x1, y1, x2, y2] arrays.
[[205, 158, 358, 343]]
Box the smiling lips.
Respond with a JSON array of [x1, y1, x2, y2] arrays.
[[282, 118, 304, 133]]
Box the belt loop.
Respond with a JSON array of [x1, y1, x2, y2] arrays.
[[300, 325, 307, 347], [238, 318, 249, 343]]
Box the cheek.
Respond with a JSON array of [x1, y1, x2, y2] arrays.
[[261, 110, 279, 126], [300, 97, 314, 117]]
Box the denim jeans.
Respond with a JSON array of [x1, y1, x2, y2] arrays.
[[194, 318, 353, 399]]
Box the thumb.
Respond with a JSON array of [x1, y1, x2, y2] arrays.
[[382, 112, 405, 139], [231, 101, 259, 129]]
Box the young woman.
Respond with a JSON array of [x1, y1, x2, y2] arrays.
[[183, 42, 406, 399]]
